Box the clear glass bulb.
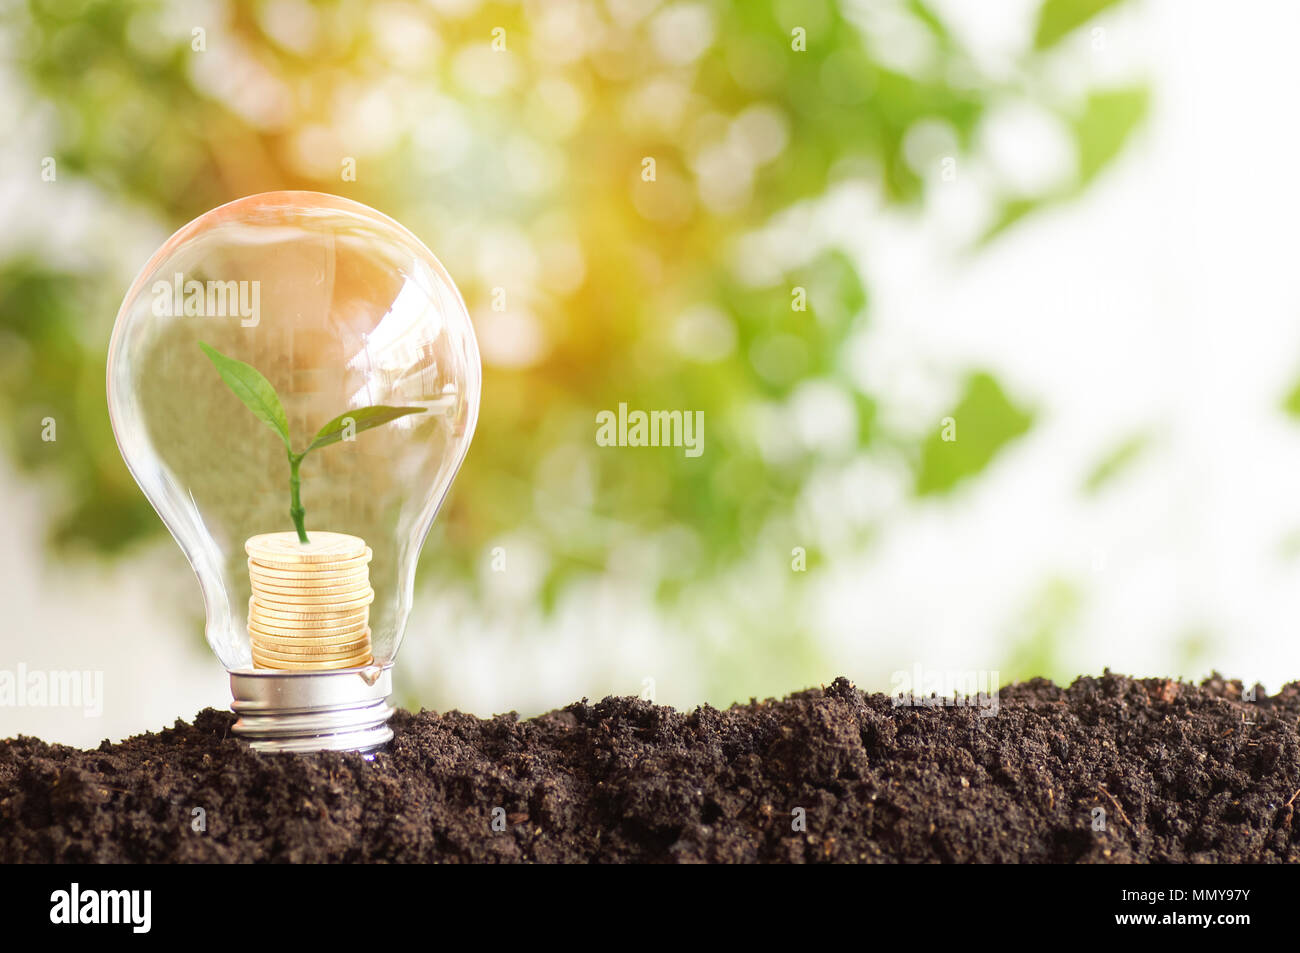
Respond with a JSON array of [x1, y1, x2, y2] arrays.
[[107, 192, 480, 751]]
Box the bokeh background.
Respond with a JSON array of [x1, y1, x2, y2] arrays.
[[3, 0, 1296, 746]]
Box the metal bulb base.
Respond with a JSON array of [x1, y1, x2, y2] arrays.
[[230, 663, 395, 753]]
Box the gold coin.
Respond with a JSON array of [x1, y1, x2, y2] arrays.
[[248, 550, 372, 573], [246, 556, 370, 576], [248, 553, 371, 577], [248, 564, 371, 587], [252, 642, 371, 657], [251, 647, 369, 663], [251, 637, 372, 659], [248, 597, 369, 620], [249, 634, 374, 657], [251, 653, 374, 671], [248, 621, 366, 634], [250, 580, 373, 601], [245, 531, 367, 564], [248, 623, 371, 643], [250, 606, 371, 626], [252, 589, 374, 616], [252, 659, 362, 672], [249, 626, 371, 647], [249, 588, 374, 608], [250, 639, 371, 660], [248, 616, 371, 639], [252, 657, 372, 671], [248, 618, 369, 639]]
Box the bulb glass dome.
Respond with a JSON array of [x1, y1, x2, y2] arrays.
[[107, 192, 480, 675]]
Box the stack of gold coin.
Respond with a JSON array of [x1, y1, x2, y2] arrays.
[[245, 532, 375, 670]]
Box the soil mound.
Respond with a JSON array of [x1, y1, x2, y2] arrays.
[[2, 672, 1297, 863]]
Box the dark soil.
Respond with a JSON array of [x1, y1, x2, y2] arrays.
[[2, 672, 1299, 863]]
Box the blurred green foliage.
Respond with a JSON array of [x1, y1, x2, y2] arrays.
[[0, 264, 155, 550], [1083, 431, 1149, 494], [1004, 576, 1081, 683], [0, 0, 1144, 695], [1074, 89, 1148, 183], [982, 87, 1147, 242], [1034, 0, 1123, 50], [916, 372, 1033, 496], [1283, 377, 1300, 420]]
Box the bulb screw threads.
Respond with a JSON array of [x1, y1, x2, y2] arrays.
[[230, 664, 395, 753]]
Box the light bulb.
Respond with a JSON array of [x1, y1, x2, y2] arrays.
[[107, 192, 481, 753]]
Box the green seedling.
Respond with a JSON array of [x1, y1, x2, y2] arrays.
[[199, 341, 426, 543]]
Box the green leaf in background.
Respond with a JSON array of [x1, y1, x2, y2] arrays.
[[305, 406, 427, 455], [805, 250, 868, 330], [1034, 0, 1124, 50], [906, 0, 953, 42], [1074, 88, 1148, 185], [978, 198, 1040, 247], [980, 86, 1148, 245], [1003, 576, 1081, 684], [916, 372, 1035, 495], [198, 342, 291, 451], [1282, 375, 1300, 419], [1083, 431, 1150, 494]]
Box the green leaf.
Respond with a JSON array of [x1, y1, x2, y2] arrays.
[[977, 198, 1041, 247], [1284, 375, 1300, 419], [305, 405, 427, 454], [916, 372, 1034, 495], [1034, 0, 1123, 50], [978, 88, 1146, 245], [1082, 432, 1149, 494], [198, 342, 291, 451], [1003, 577, 1081, 684], [1074, 87, 1148, 185], [906, 0, 952, 43], [803, 250, 868, 331]]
